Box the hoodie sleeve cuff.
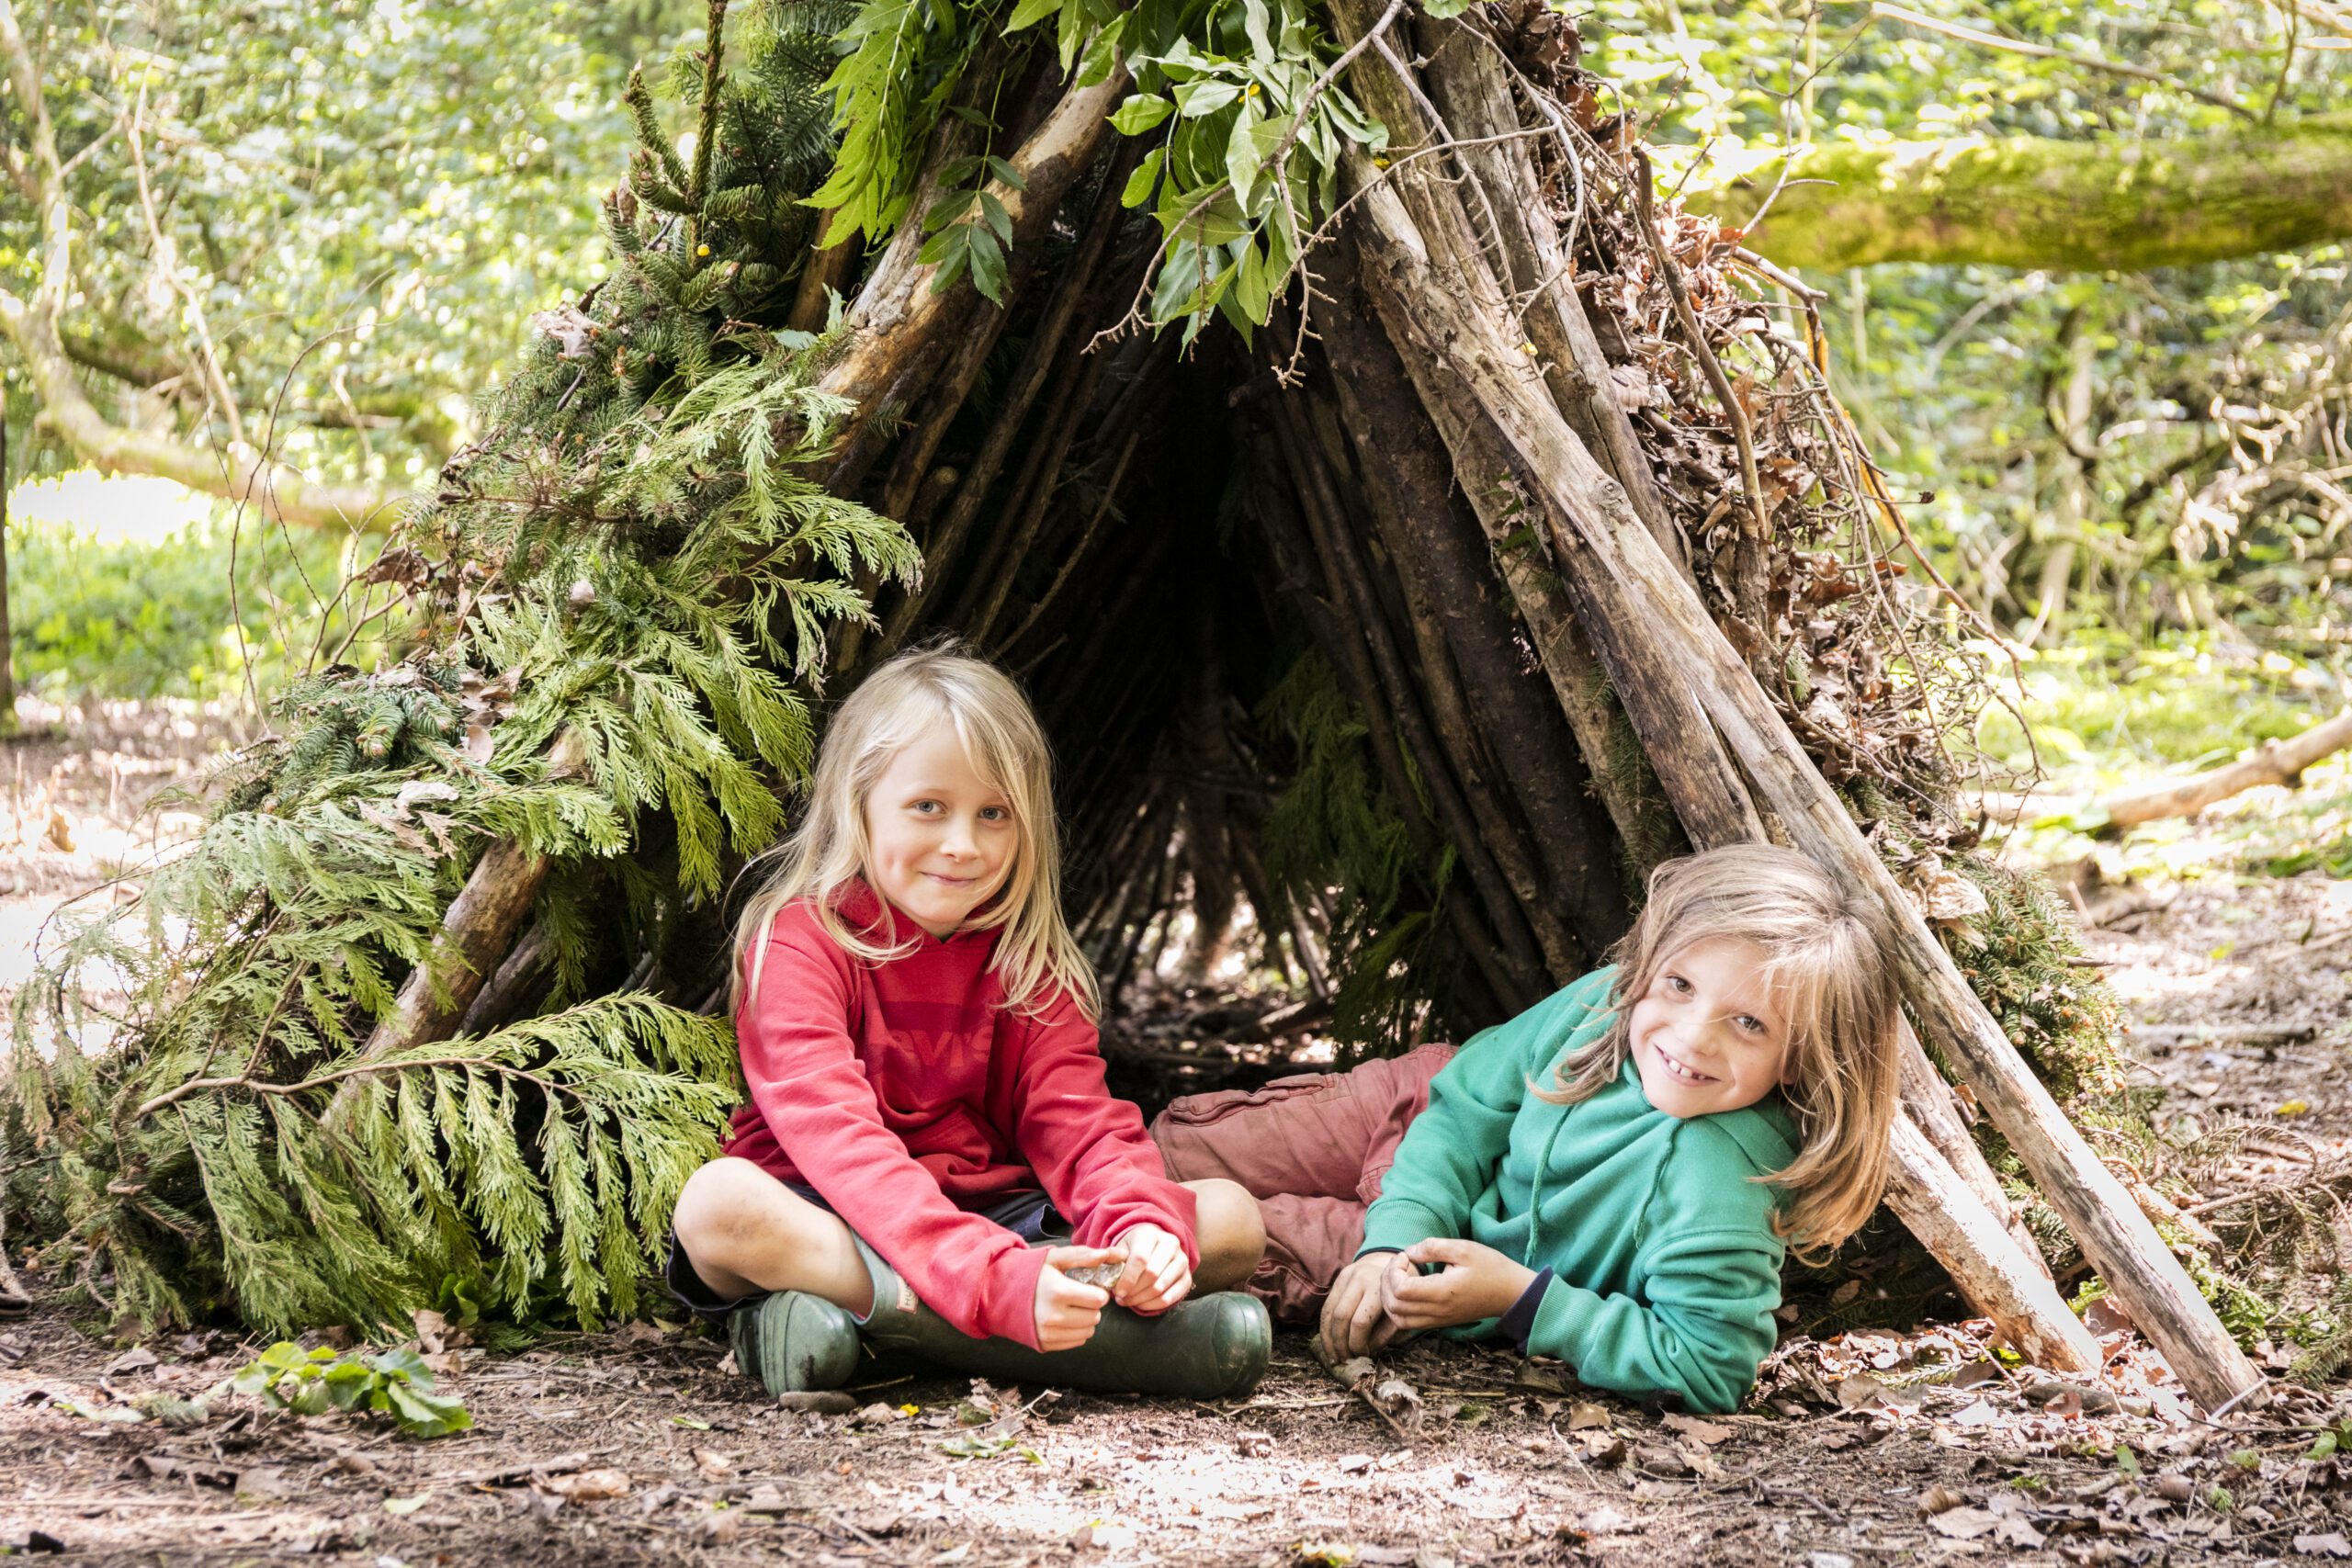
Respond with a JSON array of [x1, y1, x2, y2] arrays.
[[1497, 1267, 1555, 1350], [979, 1245, 1052, 1348]]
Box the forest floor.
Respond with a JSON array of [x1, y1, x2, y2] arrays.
[[2, 702, 2349, 1566]]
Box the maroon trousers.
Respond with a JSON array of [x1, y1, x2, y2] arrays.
[[1150, 1043, 1454, 1324]]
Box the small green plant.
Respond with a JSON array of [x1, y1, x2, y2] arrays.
[[228, 1342, 472, 1438]]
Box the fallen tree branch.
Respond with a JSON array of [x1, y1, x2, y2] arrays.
[[1684, 113, 2352, 271], [2098, 709, 2352, 828]]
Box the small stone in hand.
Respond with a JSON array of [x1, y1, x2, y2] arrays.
[[1062, 1261, 1125, 1289]]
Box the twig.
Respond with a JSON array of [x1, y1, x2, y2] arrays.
[[1312, 1339, 1415, 1445], [1869, 3, 2256, 118], [1628, 144, 1770, 624]]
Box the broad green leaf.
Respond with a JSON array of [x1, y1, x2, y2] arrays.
[[1122, 148, 1166, 209], [1111, 94, 1174, 135], [1173, 79, 1242, 118], [1241, 0, 1276, 65], [1155, 188, 1252, 247], [1076, 15, 1127, 87], [1006, 0, 1063, 31], [1227, 97, 1268, 209], [1233, 237, 1272, 323]]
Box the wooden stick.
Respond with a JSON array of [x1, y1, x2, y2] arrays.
[[1884, 1116, 2100, 1371], [1896, 1020, 2051, 1276], [1328, 0, 2262, 1409]]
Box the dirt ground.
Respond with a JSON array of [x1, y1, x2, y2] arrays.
[[3, 705, 2349, 1566]]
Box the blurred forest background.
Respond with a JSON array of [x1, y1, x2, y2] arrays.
[[4, 0, 2346, 809]]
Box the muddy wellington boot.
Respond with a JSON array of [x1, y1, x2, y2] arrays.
[[856, 1248, 1272, 1399], [729, 1290, 860, 1396]]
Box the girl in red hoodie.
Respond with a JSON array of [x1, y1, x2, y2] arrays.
[[668, 647, 1270, 1398]]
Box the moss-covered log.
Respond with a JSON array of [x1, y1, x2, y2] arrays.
[[1689, 114, 2352, 270]]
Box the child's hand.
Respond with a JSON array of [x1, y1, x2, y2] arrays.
[[1110, 1224, 1192, 1314], [1320, 1252, 1411, 1360], [1035, 1246, 1120, 1350], [1380, 1237, 1538, 1331]]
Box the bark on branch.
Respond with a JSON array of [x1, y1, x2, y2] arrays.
[[0, 0, 410, 533], [1685, 115, 2352, 271], [2096, 709, 2352, 829]]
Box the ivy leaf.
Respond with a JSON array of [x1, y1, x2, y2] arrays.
[[1110, 94, 1174, 135]]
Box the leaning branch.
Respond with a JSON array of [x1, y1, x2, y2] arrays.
[[0, 0, 409, 534]]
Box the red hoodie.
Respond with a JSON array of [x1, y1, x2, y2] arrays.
[[723, 880, 1199, 1347]]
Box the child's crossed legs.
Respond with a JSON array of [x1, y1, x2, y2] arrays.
[[671, 1160, 1265, 1348]]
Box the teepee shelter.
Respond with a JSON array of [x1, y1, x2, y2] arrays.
[[2, 0, 2261, 1414]]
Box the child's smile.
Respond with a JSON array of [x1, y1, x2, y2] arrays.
[[862, 731, 1020, 939], [1626, 938, 1794, 1118]]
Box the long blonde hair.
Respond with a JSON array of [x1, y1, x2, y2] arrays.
[[729, 645, 1098, 1019], [1538, 844, 1902, 1264]]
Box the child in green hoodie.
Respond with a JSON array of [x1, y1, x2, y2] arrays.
[[1152, 845, 1904, 1414]]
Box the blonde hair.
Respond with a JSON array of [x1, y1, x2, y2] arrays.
[[729, 645, 1099, 1019], [1537, 844, 1902, 1264]]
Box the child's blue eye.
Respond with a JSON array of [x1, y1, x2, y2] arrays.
[[980, 807, 1011, 822], [1736, 1015, 1765, 1034]]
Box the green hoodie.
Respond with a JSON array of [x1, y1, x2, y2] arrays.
[[1358, 966, 1798, 1414]]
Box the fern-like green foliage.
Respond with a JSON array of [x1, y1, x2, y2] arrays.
[[2, 5, 918, 1338]]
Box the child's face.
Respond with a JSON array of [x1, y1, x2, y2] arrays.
[[861, 731, 1020, 939], [1626, 938, 1794, 1119]]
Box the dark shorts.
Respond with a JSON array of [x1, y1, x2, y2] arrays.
[[663, 1179, 1069, 1324]]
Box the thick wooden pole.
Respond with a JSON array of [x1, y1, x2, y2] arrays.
[[1328, 0, 2261, 1410], [1886, 1119, 2101, 1371]]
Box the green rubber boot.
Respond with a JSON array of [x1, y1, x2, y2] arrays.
[[854, 1247, 1272, 1399], [729, 1289, 860, 1397]]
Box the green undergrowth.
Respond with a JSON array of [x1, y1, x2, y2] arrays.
[[1976, 631, 2341, 780], [6, 512, 415, 707]]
